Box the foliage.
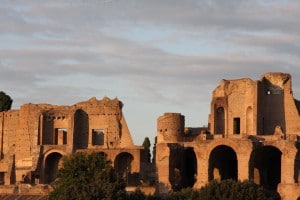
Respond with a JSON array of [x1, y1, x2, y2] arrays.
[[127, 180, 273, 200], [198, 179, 272, 200], [163, 187, 200, 200], [49, 152, 126, 200], [142, 137, 151, 163], [0, 91, 13, 111], [126, 188, 147, 200]]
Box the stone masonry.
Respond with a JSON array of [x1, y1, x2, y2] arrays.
[[156, 72, 300, 199], [0, 97, 145, 191], [1, 72, 300, 199]]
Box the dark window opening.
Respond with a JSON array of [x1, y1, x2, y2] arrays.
[[92, 129, 105, 145], [233, 118, 240, 134], [215, 107, 225, 134], [0, 172, 4, 185]]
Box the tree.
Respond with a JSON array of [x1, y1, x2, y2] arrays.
[[142, 137, 151, 163], [49, 152, 126, 200], [0, 91, 13, 111], [152, 136, 157, 164]]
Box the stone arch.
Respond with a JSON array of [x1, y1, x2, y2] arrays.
[[43, 151, 64, 184], [208, 145, 237, 181], [215, 106, 225, 134], [206, 139, 240, 157], [249, 145, 281, 190], [246, 106, 253, 134], [168, 146, 197, 191], [114, 152, 134, 180]]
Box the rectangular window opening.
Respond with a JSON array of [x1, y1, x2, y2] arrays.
[[92, 129, 105, 145], [55, 128, 67, 145], [233, 118, 240, 134], [0, 172, 4, 185]]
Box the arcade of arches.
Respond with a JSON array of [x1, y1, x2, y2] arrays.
[[2, 72, 300, 199], [40, 150, 139, 185], [156, 141, 295, 198]]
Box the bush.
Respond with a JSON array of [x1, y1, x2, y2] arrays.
[[198, 179, 272, 200]]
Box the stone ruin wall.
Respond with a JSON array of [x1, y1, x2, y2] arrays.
[[156, 72, 300, 199], [1, 72, 300, 199], [0, 97, 142, 187]]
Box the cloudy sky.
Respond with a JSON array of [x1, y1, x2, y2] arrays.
[[1, 0, 300, 145]]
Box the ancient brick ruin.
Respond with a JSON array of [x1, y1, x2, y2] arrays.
[[0, 97, 147, 194], [1, 72, 300, 199], [156, 72, 300, 199]]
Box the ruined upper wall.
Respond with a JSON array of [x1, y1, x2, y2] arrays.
[[261, 72, 291, 89], [212, 78, 256, 98], [258, 72, 300, 135], [0, 96, 136, 184], [209, 77, 257, 135], [74, 97, 122, 116], [209, 72, 300, 136], [73, 97, 134, 148]]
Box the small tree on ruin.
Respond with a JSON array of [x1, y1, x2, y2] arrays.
[[0, 91, 13, 111]]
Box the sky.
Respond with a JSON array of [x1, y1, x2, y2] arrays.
[[1, 0, 300, 146]]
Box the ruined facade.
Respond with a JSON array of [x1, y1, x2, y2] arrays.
[[0, 97, 145, 191], [1, 72, 300, 199], [156, 72, 300, 199]]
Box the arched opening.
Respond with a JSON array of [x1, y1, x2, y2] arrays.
[[114, 152, 133, 181], [249, 146, 281, 190], [209, 145, 237, 181], [74, 109, 89, 149], [182, 147, 197, 188], [246, 106, 253, 134], [44, 152, 63, 183], [215, 107, 225, 134], [168, 145, 197, 191]]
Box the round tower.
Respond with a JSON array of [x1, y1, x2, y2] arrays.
[[157, 113, 185, 143]]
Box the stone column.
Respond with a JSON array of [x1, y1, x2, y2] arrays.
[[237, 140, 252, 181], [67, 112, 74, 153], [280, 146, 296, 184], [278, 143, 300, 200], [194, 145, 209, 188], [156, 143, 171, 193]]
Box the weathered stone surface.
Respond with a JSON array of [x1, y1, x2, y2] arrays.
[[156, 72, 300, 199], [0, 97, 144, 191], [1, 72, 300, 199]]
